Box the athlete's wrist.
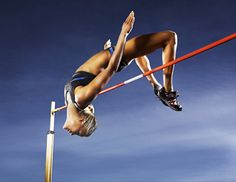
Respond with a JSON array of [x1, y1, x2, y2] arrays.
[[120, 30, 129, 39]]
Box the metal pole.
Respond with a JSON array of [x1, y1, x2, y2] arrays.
[[45, 101, 56, 182]]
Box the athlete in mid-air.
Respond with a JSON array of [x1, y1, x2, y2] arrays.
[[63, 11, 182, 137]]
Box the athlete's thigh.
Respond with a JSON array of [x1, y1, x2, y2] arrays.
[[122, 31, 171, 62]]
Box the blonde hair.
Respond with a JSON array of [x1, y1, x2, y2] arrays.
[[80, 105, 97, 136]]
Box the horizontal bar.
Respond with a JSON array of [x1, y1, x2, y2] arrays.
[[52, 105, 67, 113]]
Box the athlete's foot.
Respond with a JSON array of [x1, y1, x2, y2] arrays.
[[154, 87, 182, 111]]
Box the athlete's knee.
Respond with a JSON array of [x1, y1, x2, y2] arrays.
[[164, 30, 178, 45]]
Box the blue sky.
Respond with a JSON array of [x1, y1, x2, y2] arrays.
[[0, 0, 236, 182]]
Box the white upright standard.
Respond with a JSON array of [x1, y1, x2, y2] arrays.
[[44, 101, 56, 182]]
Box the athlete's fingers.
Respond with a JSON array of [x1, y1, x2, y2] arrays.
[[125, 11, 134, 23], [127, 11, 135, 25]]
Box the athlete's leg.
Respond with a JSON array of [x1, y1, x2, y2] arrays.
[[122, 31, 177, 92], [121, 31, 181, 111], [162, 32, 177, 92], [135, 56, 162, 89]]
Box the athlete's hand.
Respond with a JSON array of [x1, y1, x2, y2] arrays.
[[121, 11, 135, 36]]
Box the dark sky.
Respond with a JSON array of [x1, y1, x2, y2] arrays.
[[1, 0, 236, 182]]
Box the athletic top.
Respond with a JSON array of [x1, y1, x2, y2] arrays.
[[65, 46, 129, 110], [71, 71, 96, 88], [64, 71, 96, 111]]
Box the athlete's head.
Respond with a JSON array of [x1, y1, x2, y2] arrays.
[[78, 104, 97, 137]]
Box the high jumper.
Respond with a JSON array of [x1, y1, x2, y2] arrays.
[[63, 11, 182, 137], [45, 12, 236, 182]]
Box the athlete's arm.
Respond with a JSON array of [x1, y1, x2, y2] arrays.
[[75, 11, 135, 107], [108, 11, 135, 72]]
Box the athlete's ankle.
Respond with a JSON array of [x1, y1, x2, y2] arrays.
[[163, 86, 173, 93], [153, 83, 162, 90]]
